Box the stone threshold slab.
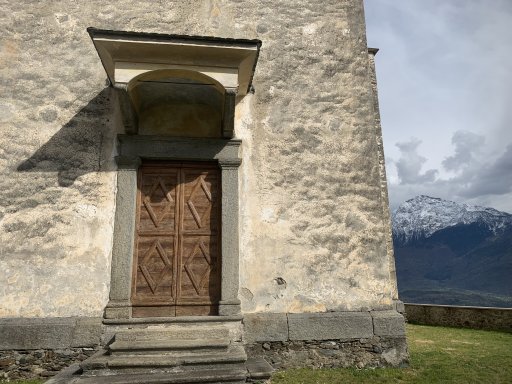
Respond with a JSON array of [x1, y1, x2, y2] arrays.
[[103, 315, 243, 325]]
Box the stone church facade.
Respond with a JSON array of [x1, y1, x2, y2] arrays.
[[0, 0, 407, 381]]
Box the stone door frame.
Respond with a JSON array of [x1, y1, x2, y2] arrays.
[[104, 135, 242, 319]]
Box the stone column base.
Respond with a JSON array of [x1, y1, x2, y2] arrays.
[[103, 300, 132, 319], [219, 299, 242, 316]]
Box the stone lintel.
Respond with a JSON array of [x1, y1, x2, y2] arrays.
[[118, 135, 241, 161]]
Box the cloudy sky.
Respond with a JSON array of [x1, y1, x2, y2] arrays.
[[364, 0, 512, 213]]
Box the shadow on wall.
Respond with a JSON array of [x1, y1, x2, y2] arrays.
[[16, 88, 117, 186]]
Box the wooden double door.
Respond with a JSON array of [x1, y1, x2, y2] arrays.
[[131, 161, 221, 317]]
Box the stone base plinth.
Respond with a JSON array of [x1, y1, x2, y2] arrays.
[[243, 310, 408, 368]]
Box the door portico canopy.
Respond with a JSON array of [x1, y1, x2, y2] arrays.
[[87, 28, 261, 137]]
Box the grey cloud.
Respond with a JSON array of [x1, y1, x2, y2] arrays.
[[365, 0, 512, 212], [442, 131, 484, 172], [388, 141, 512, 212], [395, 138, 438, 184], [460, 144, 512, 198]]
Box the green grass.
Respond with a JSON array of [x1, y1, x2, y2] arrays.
[[272, 324, 512, 383]]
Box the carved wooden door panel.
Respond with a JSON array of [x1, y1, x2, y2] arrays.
[[131, 162, 221, 317]]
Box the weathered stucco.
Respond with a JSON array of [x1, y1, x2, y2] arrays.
[[236, 2, 395, 312], [0, 0, 396, 317]]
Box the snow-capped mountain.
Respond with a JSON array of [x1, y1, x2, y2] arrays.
[[392, 195, 512, 246], [392, 195, 512, 307]]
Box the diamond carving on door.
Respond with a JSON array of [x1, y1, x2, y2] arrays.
[[131, 162, 221, 317]]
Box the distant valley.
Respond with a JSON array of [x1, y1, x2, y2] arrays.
[[392, 195, 512, 308]]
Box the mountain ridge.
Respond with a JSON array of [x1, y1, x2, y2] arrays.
[[392, 195, 512, 308], [392, 195, 512, 246]]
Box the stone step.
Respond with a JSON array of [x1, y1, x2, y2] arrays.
[[51, 357, 273, 383], [109, 338, 229, 354], [114, 326, 230, 342], [108, 348, 247, 368], [81, 363, 248, 378], [68, 366, 248, 384], [81, 346, 247, 371], [245, 357, 274, 381], [68, 320, 254, 383]]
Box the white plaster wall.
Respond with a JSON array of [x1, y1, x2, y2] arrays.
[[0, 0, 395, 317]]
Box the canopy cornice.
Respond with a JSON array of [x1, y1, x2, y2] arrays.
[[87, 28, 262, 95]]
